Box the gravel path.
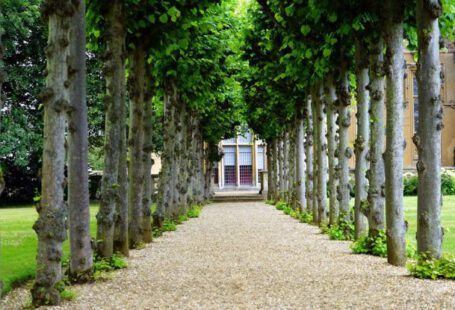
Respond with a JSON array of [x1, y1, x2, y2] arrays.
[[3, 202, 455, 309]]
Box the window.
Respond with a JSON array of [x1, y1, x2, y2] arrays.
[[223, 138, 236, 144], [239, 146, 253, 185], [238, 132, 252, 144], [223, 146, 236, 185]]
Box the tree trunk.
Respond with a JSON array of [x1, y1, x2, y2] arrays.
[[311, 89, 319, 224], [384, 0, 407, 266], [174, 100, 189, 217], [278, 136, 285, 200], [67, 0, 92, 283], [157, 79, 178, 220], [296, 112, 306, 211], [316, 84, 328, 225], [367, 38, 386, 238], [305, 96, 314, 215], [325, 77, 339, 227], [336, 67, 352, 224], [415, 0, 443, 258], [32, 2, 73, 306], [269, 139, 279, 201], [96, 0, 125, 259], [127, 43, 146, 249], [354, 39, 370, 239], [114, 106, 129, 256], [142, 73, 154, 244], [283, 131, 290, 201]]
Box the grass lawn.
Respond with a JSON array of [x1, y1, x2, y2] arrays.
[[404, 195, 455, 254], [1, 197, 455, 296], [0, 205, 98, 295]]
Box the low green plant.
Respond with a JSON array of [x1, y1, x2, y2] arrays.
[[163, 220, 177, 232], [283, 205, 292, 215], [178, 214, 189, 223], [265, 199, 275, 205], [352, 231, 387, 257], [408, 254, 455, 280], [275, 200, 287, 211], [152, 227, 162, 238], [299, 211, 313, 224], [403, 174, 418, 196], [406, 242, 417, 259], [187, 205, 202, 218], [93, 254, 127, 273], [60, 289, 78, 301], [441, 171, 455, 195], [289, 208, 300, 220], [324, 220, 355, 241]]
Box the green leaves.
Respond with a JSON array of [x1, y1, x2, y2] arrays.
[[300, 25, 311, 35], [167, 6, 181, 22], [159, 13, 169, 23]]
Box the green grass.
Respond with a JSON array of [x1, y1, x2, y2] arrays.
[[404, 195, 455, 254], [0, 198, 454, 295], [0, 205, 99, 295]]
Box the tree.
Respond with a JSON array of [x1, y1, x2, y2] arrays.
[[67, 0, 93, 283], [94, 0, 126, 259], [353, 38, 369, 239], [366, 36, 386, 239], [384, 0, 407, 266], [31, 0, 75, 306], [127, 41, 146, 249], [325, 76, 339, 226], [415, 0, 443, 258]]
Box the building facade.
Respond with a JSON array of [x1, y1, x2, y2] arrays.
[[214, 132, 267, 190], [348, 51, 455, 168]]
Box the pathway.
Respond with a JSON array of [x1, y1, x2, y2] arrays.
[[4, 202, 455, 309]]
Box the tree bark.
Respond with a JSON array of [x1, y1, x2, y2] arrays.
[[384, 0, 407, 266], [283, 131, 290, 201], [114, 104, 129, 256], [67, 0, 92, 283], [127, 43, 146, 248], [278, 136, 285, 200], [316, 84, 328, 225], [325, 77, 339, 226], [32, 1, 73, 305], [311, 88, 319, 224], [367, 38, 386, 238], [142, 72, 154, 244], [354, 39, 370, 239], [415, 0, 443, 258], [304, 96, 314, 215], [96, 0, 125, 259], [336, 67, 352, 224], [296, 111, 306, 211]]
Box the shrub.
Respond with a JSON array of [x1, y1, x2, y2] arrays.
[[408, 254, 455, 280], [265, 199, 275, 205], [60, 290, 78, 301], [324, 220, 355, 241], [299, 211, 313, 224], [275, 200, 287, 211], [441, 170, 455, 195], [93, 254, 127, 273], [403, 173, 418, 196], [187, 205, 202, 218], [352, 231, 387, 257], [178, 214, 189, 223], [163, 220, 177, 232]]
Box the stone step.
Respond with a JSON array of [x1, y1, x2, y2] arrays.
[[212, 195, 265, 203]]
